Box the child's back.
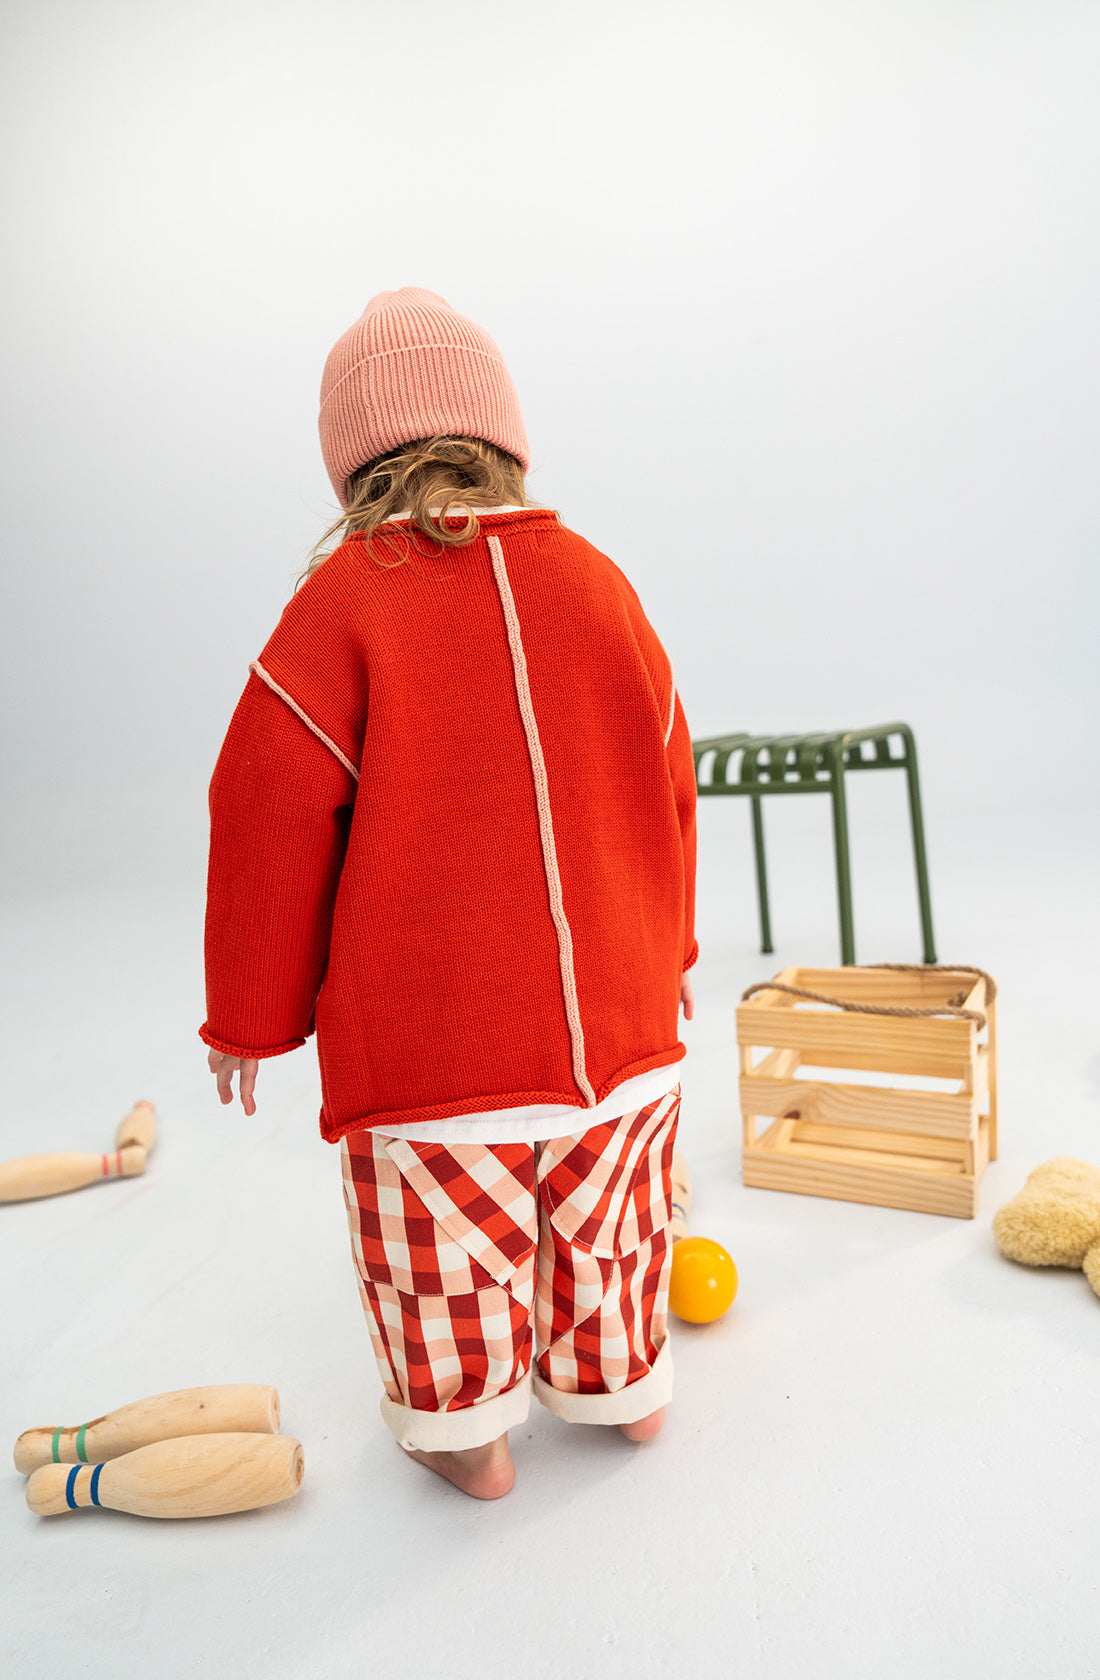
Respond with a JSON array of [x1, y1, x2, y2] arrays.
[[205, 506, 696, 1139]]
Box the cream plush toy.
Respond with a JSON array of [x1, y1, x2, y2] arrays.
[[993, 1159, 1100, 1297]]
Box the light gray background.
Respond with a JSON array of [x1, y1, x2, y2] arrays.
[[2, 4, 1099, 1678], [3, 0, 1098, 889]]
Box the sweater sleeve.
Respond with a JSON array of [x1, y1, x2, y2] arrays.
[[666, 689, 699, 971], [200, 671, 358, 1059], [606, 557, 699, 972]]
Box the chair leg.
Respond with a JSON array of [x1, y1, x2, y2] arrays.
[[828, 753, 856, 965], [750, 796, 774, 954], [899, 726, 937, 963]]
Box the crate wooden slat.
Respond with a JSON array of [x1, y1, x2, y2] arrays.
[[738, 966, 997, 1219]]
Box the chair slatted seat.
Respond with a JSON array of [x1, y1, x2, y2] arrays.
[[692, 722, 936, 966]]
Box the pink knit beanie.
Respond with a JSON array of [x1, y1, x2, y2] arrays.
[[318, 287, 530, 507]]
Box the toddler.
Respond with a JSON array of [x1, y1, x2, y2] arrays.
[[201, 289, 697, 1498]]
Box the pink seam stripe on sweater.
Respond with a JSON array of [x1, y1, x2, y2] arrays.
[[486, 533, 597, 1108]]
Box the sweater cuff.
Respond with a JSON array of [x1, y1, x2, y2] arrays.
[[199, 1025, 308, 1060], [682, 942, 699, 972]]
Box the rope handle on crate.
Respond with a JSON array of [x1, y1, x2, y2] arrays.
[[739, 964, 997, 1029]]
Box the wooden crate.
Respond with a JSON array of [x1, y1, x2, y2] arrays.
[[738, 966, 997, 1218]]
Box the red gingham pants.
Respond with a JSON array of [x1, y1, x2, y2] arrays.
[[341, 1090, 679, 1451]]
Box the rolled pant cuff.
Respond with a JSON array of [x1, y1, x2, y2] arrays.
[[532, 1336, 674, 1426], [381, 1371, 532, 1452]]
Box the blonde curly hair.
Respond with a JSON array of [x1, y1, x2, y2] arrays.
[[301, 434, 537, 581]]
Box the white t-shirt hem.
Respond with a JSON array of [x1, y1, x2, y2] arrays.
[[377, 1062, 683, 1146]]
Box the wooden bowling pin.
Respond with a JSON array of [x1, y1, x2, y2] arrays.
[[114, 1099, 157, 1153], [670, 1149, 692, 1241], [14, 1383, 280, 1474], [25, 1432, 304, 1519], [0, 1099, 158, 1203], [0, 1146, 147, 1203]]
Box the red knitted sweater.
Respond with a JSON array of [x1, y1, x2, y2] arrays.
[[201, 509, 697, 1143]]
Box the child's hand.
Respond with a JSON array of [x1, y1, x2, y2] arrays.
[[680, 974, 694, 1021], [207, 1049, 259, 1116]]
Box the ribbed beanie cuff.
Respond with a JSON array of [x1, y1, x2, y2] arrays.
[[319, 288, 530, 507]]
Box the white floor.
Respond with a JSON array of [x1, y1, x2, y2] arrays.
[[3, 788, 1099, 1680]]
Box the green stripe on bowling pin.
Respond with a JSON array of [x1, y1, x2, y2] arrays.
[[50, 1423, 91, 1462]]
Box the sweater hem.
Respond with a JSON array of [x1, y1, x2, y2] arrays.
[[320, 1047, 687, 1144], [199, 1025, 308, 1060], [591, 1044, 686, 1105]]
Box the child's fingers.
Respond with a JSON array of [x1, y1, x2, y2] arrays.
[[215, 1055, 238, 1106], [207, 1050, 258, 1113], [238, 1059, 259, 1116]]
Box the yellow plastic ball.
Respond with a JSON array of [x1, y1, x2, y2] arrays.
[[669, 1237, 738, 1324]]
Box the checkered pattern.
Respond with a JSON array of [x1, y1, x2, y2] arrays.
[[341, 1090, 679, 1421], [535, 1095, 677, 1395]]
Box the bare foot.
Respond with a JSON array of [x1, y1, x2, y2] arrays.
[[405, 1432, 515, 1499], [620, 1407, 665, 1442]]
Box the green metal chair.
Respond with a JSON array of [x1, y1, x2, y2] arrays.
[[692, 722, 936, 967]]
